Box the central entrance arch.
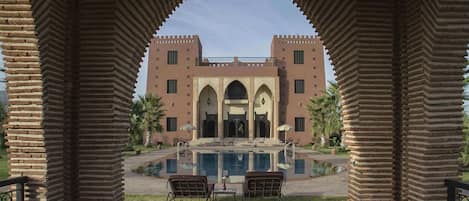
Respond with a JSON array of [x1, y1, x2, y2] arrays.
[[0, 1, 468, 201]]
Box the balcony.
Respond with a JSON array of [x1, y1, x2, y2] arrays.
[[198, 57, 277, 67], [195, 57, 279, 77]]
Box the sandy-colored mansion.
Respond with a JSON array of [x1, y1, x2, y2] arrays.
[[146, 35, 325, 146]]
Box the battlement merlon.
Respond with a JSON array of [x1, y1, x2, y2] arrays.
[[271, 34, 322, 45], [152, 35, 201, 44], [273, 34, 318, 39]]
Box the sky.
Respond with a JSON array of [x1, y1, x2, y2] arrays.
[[133, 0, 336, 98]]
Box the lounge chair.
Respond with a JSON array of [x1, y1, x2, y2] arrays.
[[167, 175, 214, 201], [243, 171, 284, 201]]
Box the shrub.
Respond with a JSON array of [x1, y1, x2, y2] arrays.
[[0, 132, 5, 149]]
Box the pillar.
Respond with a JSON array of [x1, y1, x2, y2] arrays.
[[218, 78, 224, 140], [248, 100, 254, 141], [217, 153, 223, 183], [248, 152, 254, 171], [192, 79, 199, 141], [192, 151, 198, 175], [248, 78, 254, 141], [296, 1, 396, 200], [273, 97, 279, 141], [398, 1, 469, 200], [273, 152, 278, 172], [192, 101, 199, 140]]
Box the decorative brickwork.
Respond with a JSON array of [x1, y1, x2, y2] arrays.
[[0, 0, 467, 201], [295, 0, 469, 200]]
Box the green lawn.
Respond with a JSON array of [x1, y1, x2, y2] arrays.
[[0, 148, 8, 180], [125, 194, 347, 201], [463, 171, 469, 182], [302, 145, 349, 158], [123, 144, 172, 158]]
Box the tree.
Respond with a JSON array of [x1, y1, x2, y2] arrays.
[[307, 81, 342, 148], [464, 60, 469, 100], [308, 96, 327, 147], [139, 94, 165, 147], [0, 104, 6, 149], [129, 100, 144, 146], [462, 58, 469, 165], [462, 113, 469, 166]]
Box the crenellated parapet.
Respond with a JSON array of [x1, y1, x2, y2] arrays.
[[154, 35, 200, 44], [272, 34, 320, 44]]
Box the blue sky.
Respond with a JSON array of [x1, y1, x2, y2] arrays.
[[134, 0, 335, 97]]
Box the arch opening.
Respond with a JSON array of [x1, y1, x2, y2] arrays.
[[1, 0, 467, 201], [198, 85, 218, 138], [254, 85, 273, 139], [224, 81, 248, 100]]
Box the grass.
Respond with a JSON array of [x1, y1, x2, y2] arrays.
[[302, 145, 350, 158], [123, 144, 172, 158], [463, 171, 469, 182], [0, 148, 8, 180], [125, 194, 347, 201]]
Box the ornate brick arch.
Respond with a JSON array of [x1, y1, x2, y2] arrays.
[[0, 0, 468, 201]]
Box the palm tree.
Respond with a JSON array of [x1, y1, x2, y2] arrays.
[[307, 81, 342, 148], [129, 100, 144, 145], [139, 94, 165, 147], [308, 96, 327, 146], [323, 82, 341, 137]]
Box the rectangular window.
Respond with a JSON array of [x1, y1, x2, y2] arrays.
[[295, 117, 305, 132], [294, 80, 305, 94], [293, 50, 304, 64], [167, 80, 177, 94], [167, 50, 178, 65], [167, 117, 177, 132]]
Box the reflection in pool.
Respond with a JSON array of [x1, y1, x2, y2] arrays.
[[133, 149, 345, 184]]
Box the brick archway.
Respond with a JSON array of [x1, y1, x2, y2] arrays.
[[0, 1, 468, 201]]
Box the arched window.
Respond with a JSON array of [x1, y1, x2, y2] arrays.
[[225, 81, 247, 99]]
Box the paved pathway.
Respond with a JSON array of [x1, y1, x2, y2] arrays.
[[124, 147, 348, 196]]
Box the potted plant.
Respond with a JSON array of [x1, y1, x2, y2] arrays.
[[156, 141, 163, 150]]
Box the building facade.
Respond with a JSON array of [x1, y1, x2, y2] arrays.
[[146, 35, 325, 146]]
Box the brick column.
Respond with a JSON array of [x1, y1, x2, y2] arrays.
[[296, 1, 396, 200], [399, 1, 469, 200]]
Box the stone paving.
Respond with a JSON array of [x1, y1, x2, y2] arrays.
[[124, 147, 348, 196]]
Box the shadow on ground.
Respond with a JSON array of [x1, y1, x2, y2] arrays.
[[125, 194, 347, 201]]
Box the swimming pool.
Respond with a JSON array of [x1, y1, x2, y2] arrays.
[[132, 148, 345, 184]]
